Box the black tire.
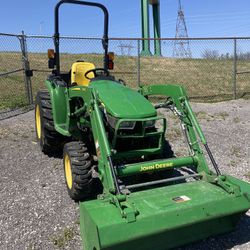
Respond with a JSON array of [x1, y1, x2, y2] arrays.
[[63, 141, 97, 201], [35, 90, 67, 155]]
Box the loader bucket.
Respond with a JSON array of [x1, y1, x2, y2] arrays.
[[80, 177, 250, 250]]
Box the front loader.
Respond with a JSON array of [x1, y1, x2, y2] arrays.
[[35, 1, 250, 249]]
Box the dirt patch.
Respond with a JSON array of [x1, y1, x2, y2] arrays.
[[0, 99, 249, 249]]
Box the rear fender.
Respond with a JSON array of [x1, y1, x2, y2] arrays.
[[45, 80, 70, 136]]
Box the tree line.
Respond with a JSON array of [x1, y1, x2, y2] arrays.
[[201, 49, 250, 60]]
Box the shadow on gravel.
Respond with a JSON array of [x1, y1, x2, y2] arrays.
[[179, 214, 250, 250], [46, 151, 63, 159], [221, 214, 250, 248]]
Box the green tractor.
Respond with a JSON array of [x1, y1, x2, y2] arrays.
[[35, 1, 250, 249]]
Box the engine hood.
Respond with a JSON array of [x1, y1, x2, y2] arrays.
[[90, 80, 156, 119]]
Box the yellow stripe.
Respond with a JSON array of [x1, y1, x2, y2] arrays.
[[64, 154, 73, 189], [35, 105, 41, 139]]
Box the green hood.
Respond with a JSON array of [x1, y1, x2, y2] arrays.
[[90, 80, 156, 119]]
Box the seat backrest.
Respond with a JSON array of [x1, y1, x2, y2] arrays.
[[71, 62, 95, 86]]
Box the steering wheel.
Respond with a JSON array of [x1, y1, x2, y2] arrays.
[[85, 68, 109, 80]]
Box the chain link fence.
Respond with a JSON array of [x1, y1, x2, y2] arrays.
[[0, 33, 34, 119], [0, 33, 250, 119]]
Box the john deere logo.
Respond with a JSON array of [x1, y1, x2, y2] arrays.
[[140, 162, 174, 172]]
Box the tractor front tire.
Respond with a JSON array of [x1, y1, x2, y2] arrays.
[[63, 141, 96, 201], [35, 90, 67, 155]]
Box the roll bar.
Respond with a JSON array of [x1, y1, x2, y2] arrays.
[[54, 0, 109, 75]]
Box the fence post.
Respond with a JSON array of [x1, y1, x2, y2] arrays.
[[233, 38, 237, 100], [20, 31, 33, 105], [137, 39, 141, 88]]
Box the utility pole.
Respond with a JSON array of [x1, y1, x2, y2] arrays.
[[173, 0, 192, 58]]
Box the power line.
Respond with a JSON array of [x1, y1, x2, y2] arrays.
[[160, 9, 250, 28], [161, 13, 250, 27]]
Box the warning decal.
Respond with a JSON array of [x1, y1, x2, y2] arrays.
[[172, 195, 191, 203]]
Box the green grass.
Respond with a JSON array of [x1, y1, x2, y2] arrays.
[[195, 111, 210, 121], [214, 111, 229, 120], [231, 146, 242, 158], [233, 117, 241, 123], [51, 226, 76, 248], [229, 160, 237, 167], [1, 52, 250, 110], [195, 111, 230, 122]]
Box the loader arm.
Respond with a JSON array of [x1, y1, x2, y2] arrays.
[[89, 90, 120, 194], [141, 84, 212, 175]]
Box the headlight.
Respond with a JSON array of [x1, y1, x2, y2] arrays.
[[107, 114, 136, 130], [119, 121, 136, 130], [144, 120, 155, 128], [107, 114, 118, 129]]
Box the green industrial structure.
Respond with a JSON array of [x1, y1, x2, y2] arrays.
[[141, 0, 161, 56]]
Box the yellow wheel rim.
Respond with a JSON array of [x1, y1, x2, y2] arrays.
[[64, 154, 73, 189], [35, 105, 41, 139]]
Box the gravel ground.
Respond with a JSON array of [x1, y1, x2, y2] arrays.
[[0, 99, 249, 250]]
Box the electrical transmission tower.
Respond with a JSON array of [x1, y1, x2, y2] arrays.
[[118, 42, 135, 56], [173, 0, 192, 58]]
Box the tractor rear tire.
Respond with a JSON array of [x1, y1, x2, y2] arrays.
[[63, 141, 96, 201], [35, 90, 67, 155]]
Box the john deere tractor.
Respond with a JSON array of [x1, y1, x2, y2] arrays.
[[35, 1, 250, 249]]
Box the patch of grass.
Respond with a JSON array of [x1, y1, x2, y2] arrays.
[[0, 127, 11, 139], [7, 74, 23, 83], [21, 133, 29, 139], [196, 111, 230, 122], [53, 162, 61, 169], [27, 243, 35, 250], [27, 242, 46, 250], [75, 219, 80, 225], [195, 111, 210, 120], [12, 131, 19, 136], [195, 111, 217, 122], [229, 160, 237, 167], [51, 226, 76, 249], [214, 112, 229, 120], [231, 146, 241, 158], [233, 117, 241, 123]]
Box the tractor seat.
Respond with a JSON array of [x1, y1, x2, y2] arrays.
[[71, 62, 95, 86]]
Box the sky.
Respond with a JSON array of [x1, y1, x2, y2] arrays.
[[0, 0, 250, 38]]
